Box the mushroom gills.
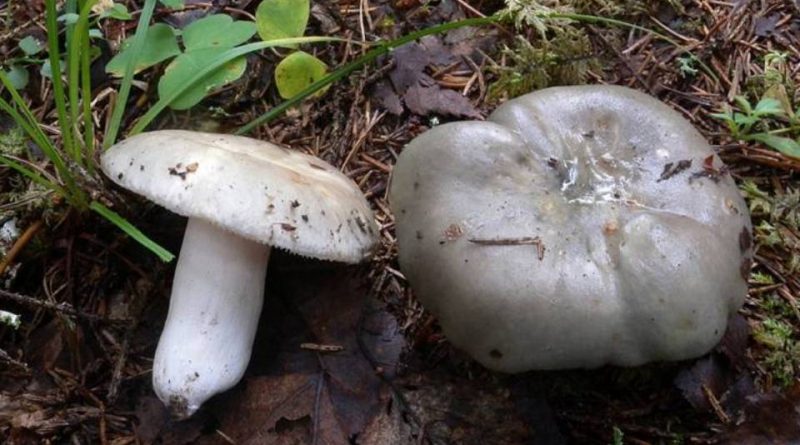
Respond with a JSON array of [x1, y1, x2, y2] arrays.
[[152, 218, 270, 418]]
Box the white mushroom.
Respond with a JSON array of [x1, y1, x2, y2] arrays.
[[390, 86, 753, 372], [101, 130, 378, 417]]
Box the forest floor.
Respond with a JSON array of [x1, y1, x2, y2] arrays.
[[1, 0, 800, 443]]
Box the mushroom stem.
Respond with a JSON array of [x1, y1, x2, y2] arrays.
[[152, 218, 271, 418]]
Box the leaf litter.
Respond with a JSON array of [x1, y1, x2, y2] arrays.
[[371, 28, 496, 119], [135, 252, 555, 444]]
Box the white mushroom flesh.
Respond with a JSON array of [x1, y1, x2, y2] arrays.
[[153, 218, 270, 417]]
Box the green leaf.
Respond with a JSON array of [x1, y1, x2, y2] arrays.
[[709, 111, 733, 123], [733, 113, 759, 127], [40, 59, 63, 79], [750, 133, 800, 158], [105, 23, 180, 76], [274, 51, 327, 99], [89, 28, 104, 39], [58, 13, 80, 25], [159, 0, 184, 8], [101, 3, 133, 20], [753, 96, 784, 117], [256, 0, 309, 44], [105, 0, 158, 148], [182, 15, 256, 50], [4, 66, 29, 90], [131, 36, 338, 134], [90, 202, 175, 262], [18, 35, 43, 55], [158, 48, 247, 110], [733, 95, 753, 114]]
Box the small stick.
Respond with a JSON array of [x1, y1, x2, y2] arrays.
[[0, 288, 129, 324], [468, 236, 546, 260], [301, 343, 345, 353], [702, 385, 730, 424], [0, 219, 43, 276]]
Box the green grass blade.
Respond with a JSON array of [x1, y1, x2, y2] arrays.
[[0, 155, 66, 196], [89, 201, 176, 262], [0, 78, 85, 207], [129, 36, 339, 136], [81, 36, 95, 169], [236, 17, 497, 134], [104, 0, 157, 148], [66, 0, 81, 156], [72, 0, 98, 168], [45, 0, 77, 161]]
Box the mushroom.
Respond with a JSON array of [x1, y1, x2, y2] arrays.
[[101, 130, 378, 417], [389, 85, 753, 372]]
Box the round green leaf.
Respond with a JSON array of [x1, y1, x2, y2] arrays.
[[5, 65, 29, 90], [274, 51, 327, 99], [40, 59, 64, 78], [182, 15, 256, 51], [158, 48, 247, 110], [18, 36, 43, 56], [159, 0, 185, 9], [256, 0, 309, 44], [101, 4, 133, 21], [105, 23, 180, 76]]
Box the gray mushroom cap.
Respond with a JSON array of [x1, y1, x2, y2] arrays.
[[390, 85, 753, 372], [102, 130, 378, 262]]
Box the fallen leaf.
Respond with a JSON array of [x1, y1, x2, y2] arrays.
[[754, 13, 781, 37], [716, 314, 750, 369], [389, 42, 431, 94], [191, 258, 405, 443], [674, 355, 730, 412], [404, 82, 481, 119], [371, 35, 487, 118], [674, 316, 755, 416], [371, 81, 403, 116], [716, 383, 800, 444], [400, 373, 532, 444], [133, 396, 169, 443]]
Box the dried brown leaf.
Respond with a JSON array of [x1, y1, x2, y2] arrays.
[[403, 83, 481, 119], [191, 261, 405, 444], [717, 384, 800, 444]]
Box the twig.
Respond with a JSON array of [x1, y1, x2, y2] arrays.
[[301, 342, 345, 352], [702, 385, 730, 424], [0, 219, 43, 276], [0, 288, 129, 324], [468, 236, 546, 260]]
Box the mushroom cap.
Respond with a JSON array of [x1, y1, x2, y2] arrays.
[[102, 130, 378, 263], [390, 85, 753, 372]]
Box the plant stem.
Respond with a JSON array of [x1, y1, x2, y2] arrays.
[[104, 0, 158, 148], [90, 202, 176, 262], [45, 0, 77, 162]]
